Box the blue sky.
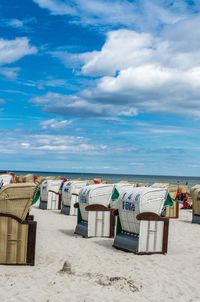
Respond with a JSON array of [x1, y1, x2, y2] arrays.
[[0, 0, 200, 176]]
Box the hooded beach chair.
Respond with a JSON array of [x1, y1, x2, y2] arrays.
[[113, 187, 169, 254], [39, 179, 64, 210], [0, 183, 39, 265], [190, 184, 200, 224], [74, 183, 135, 238], [61, 180, 88, 215]]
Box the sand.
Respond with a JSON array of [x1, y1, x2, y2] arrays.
[[0, 204, 200, 302]]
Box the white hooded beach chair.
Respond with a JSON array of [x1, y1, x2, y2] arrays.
[[60, 180, 88, 215], [113, 187, 169, 254], [0, 183, 38, 265], [74, 183, 135, 238], [39, 179, 64, 210]]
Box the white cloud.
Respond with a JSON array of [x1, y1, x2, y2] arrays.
[[33, 0, 190, 29], [0, 67, 20, 80], [29, 2, 200, 119], [0, 37, 37, 66], [40, 118, 73, 129], [33, 0, 75, 15], [7, 19, 24, 28], [46, 19, 200, 118], [81, 30, 153, 76], [0, 132, 107, 155], [33, 0, 138, 26], [31, 92, 138, 117], [37, 78, 68, 89]]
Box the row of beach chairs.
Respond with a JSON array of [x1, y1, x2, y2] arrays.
[[0, 174, 198, 266]]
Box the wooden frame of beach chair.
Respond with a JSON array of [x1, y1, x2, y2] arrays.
[[0, 213, 37, 265], [74, 202, 116, 238], [113, 211, 169, 255]]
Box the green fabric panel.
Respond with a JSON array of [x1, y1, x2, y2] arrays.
[[116, 216, 122, 234], [111, 187, 120, 201], [31, 188, 40, 205], [164, 193, 174, 207], [77, 208, 82, 224]]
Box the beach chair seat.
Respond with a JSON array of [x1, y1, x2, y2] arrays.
[[0, 183, 38, 265]]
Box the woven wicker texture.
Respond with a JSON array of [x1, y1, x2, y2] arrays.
[[190, 185, 200, 215], [0, 183, 36, 220], [168, 185, 178, 200]]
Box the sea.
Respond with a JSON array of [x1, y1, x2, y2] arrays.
[[12, 170, 200, 188]]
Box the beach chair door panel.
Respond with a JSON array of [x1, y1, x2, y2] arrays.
[[48, 192, 58, 210], [138, 221, 164, 253], [88, 211, 110, 237], [0, 217, 28, 264]]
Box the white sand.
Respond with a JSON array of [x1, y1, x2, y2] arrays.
[[1, 205, 200, 302]]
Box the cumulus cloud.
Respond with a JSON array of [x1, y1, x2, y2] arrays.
[[29, 2, 200, 118], [0, 37, 37, 66], [46, 15, 200, 118]]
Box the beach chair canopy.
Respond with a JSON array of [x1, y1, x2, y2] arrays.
[[118, 187, 167, 234], [79, 184, 114, 221], [151, 183, 178, 200], [0, 183, 37, 220], [109, 183, 136, 209], [62, 180, 88, 206], [40, 179, 63, 201]]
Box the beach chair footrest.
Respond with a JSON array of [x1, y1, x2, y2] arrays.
[[60, 205, 70, 215], [74, 222, 88, 238], [113, 233, 139, 252], [39, 200, 47, 210]]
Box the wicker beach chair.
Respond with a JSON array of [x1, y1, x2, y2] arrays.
[[0, 183, 38, 265], [190, 185, 200, 223]]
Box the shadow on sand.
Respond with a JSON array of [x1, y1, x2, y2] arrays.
[[59, 229, 77, 237], [94, 238, 114, 251]]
